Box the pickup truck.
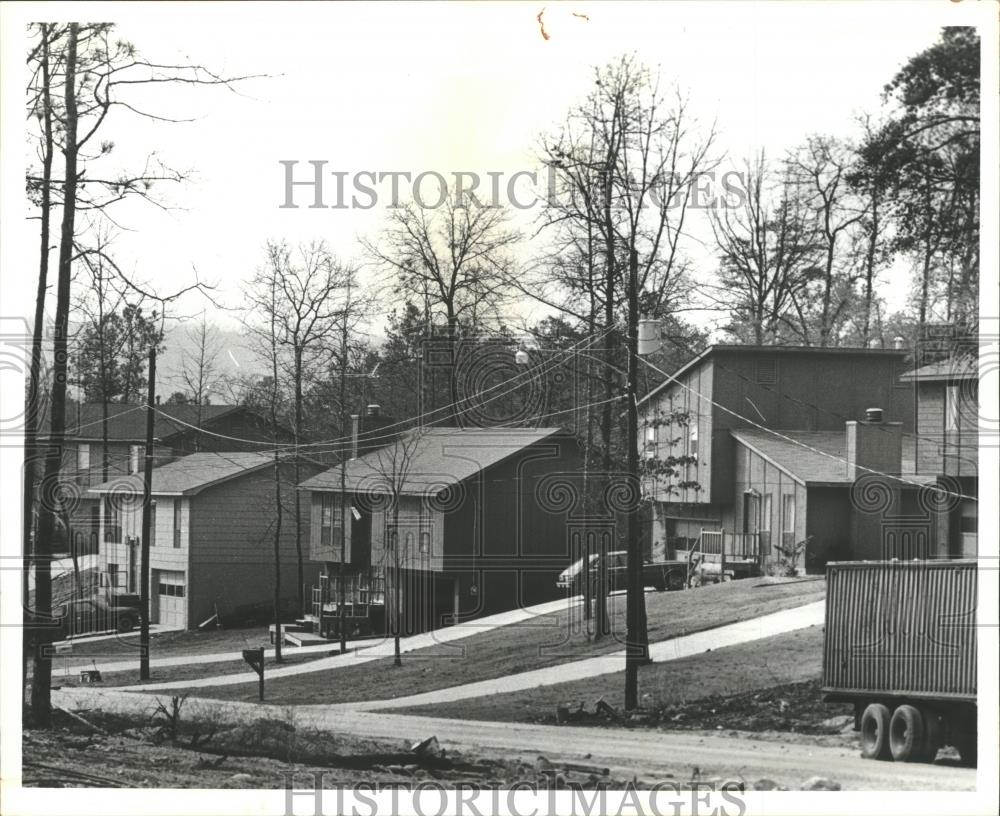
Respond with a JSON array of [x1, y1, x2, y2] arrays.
[[557, 549, 687, 594], [54, 596, 142, 638]]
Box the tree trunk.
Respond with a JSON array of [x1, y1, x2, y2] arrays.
[[294, 352, 304, 616], [23, 23, 55, 703], [31, 22, 79, 727]]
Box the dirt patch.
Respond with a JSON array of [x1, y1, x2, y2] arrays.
[[21, 707, 667, 789]]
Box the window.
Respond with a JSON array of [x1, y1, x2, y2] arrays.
[[172, 499, 182, 548], [781, 494, 796, 534], [158, 583, 185, 598], [107, 563, 119, 588], [688, 424, 699, 459], [104, 496, 121, 543], [320, 494, 343, 550], [77, 443, 90, 473], [761, 495, 772, 532], [644, 425, 656, 446], [129, 445, 141, 474], [946, 385, 960, 432]]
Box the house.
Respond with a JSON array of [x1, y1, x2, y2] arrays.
[[35, 401, 292, 559], [899, 354, 979, 556], [298, 427, 582, 637], [638, 345, 915, 573], [88, 452, 322, 629]]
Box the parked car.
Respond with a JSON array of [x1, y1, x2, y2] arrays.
[[557, 550, 686, 594], [54, 597, 141, 638]]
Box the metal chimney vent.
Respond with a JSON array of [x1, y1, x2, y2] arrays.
[[865, 407, 884, 423]]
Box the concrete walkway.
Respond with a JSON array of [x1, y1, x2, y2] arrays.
[[348, 600, 825, 711], [101, 596, 581, 690]]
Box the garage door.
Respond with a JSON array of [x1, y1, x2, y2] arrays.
[[156, 570, 187, 629]]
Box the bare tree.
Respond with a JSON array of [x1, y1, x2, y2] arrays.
[[710, 153, 822, 345], [786, 136, 865, 346], [178, 316, 224, 448], [245, 240, 360, 614], [365, 429, 428, 666], [24, 22, 251, 724]]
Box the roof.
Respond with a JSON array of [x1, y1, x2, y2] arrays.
[[731, 429, 851, 485], [88, 451, 274, 496], [731, 428, 923, 487], [899, 356, 978, 383], [43, 402, 250, 442], [299, 427, 564, 494], [639, 344, 907, 407]]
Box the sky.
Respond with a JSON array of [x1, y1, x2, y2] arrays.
[[0, 1, 994, 373]]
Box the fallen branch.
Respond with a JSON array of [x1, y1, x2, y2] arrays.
[[56, 706, 107, 735]]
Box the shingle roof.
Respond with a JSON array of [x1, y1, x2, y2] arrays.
[[899, 355, 978, 382], [88, 451, 273, 496], [731, 429, 850, 485], [43, 402, 247, 442], [300, 427, 564, 494]]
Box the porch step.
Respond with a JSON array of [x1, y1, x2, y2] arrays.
[[283, 630, 338, 648], [268, 623, 309, 644]]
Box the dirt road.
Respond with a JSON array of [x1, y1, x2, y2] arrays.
[[52, 687, 976, 791]]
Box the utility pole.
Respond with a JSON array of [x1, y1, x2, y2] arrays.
[[624, 246, 648, 710], [139, 345, 156, 681]]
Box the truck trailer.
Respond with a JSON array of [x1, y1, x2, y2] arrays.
[[822, 560, 977, 764]]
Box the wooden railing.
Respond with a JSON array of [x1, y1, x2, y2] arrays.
[[699, 530, 760, 559], [312, 568, 386, 619]]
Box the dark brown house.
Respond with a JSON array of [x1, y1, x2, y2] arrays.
[[298, 427, 582, 637], [638, 345, 916, 573]]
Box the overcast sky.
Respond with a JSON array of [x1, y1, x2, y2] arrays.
[[1, 1, 992, 356]]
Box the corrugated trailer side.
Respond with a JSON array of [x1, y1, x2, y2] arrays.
[[821, 560, 977, 765]]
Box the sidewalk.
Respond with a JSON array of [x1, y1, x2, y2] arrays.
[[101, 596, 581, 690]]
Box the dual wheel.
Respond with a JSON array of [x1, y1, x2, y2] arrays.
[[860, 703, 974, 764]]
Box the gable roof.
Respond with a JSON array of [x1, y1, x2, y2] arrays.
[[42, 402, 252, 442], [639, 344, 908, 408], [299, 427, 564, 495], [88, 451, 274, 496], [899, 355, 978, 383], [731, 429, 851, 485]]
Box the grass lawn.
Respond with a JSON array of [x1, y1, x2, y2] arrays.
[[52, 649, 334, 689], [174, 576, 825, 705], [393, 626, 835, 727], [53, 625, 278, 669]]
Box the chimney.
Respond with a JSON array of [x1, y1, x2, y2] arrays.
[[845, 407, 902, 481]]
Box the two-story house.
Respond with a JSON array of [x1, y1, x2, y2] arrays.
[[298, 427, 582, 638], [89, 452, 323, 629], [639, 345, 915, 573], [899, 354, 978, 557], [37, 401, 292, 559]]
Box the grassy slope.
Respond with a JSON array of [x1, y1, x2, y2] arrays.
[[170, 577, 825, 705], [394, 626, 831, 725]]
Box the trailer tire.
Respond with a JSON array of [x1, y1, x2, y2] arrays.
[[920, 709, 942, 763], [860, 703, 892, 760], [889, 704, 925, 762]]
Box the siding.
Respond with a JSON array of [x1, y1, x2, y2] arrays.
[[186, 462, 324, 626]]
